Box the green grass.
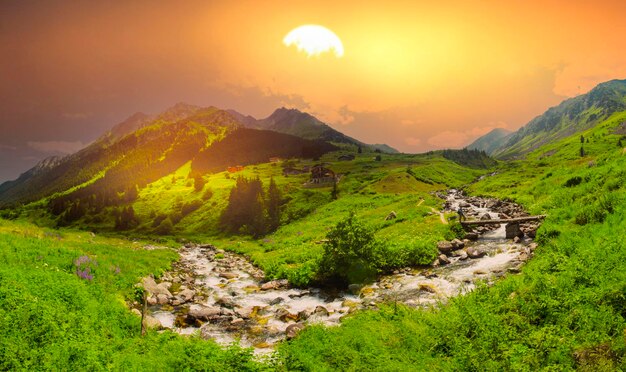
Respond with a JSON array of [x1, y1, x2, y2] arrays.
[[276, 111, 626, 370], [0, 219, 266, 370]]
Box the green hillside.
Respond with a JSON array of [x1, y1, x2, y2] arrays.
[[469, 79, 626, 159], [278, 99, 626, 370]]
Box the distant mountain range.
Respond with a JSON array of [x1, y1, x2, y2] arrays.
[[467, 79, 626, 158], [227, 107, 398, 153], [0, 104, 396, 207]]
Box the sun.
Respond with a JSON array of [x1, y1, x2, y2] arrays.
[[283, 25, 344, 58]]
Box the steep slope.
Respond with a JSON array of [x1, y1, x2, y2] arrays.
[[466, 128, 511, 154], [0, 105, 239, 207], [191, 128, 338, 174], [492, 79, 626, 159], [230, 107, 399, 153]]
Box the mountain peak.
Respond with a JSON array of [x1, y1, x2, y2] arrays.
[[158, 102, 202, 121], [265, 107, 321, 127], [104, 112, 153, 142]]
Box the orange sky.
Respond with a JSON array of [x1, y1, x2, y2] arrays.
[[2, 0, 626, 180]]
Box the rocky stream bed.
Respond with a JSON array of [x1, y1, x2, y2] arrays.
[[135, 190, 541, 354]]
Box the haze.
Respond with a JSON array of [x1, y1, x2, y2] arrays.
[[2, 0, 626, 182]]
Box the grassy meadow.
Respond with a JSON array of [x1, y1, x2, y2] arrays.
[[0, 219, 267, 370]]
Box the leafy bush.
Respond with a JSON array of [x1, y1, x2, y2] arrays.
[[564, 176, 583, 187], [154, 217, 173, 235], [318, 212, 382, 285]]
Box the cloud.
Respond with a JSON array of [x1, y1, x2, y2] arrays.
[[207, 82, 311, 118], [0, 144, 17, 150], [27, 140, 86, 154]]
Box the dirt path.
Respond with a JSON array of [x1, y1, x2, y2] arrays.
[[430, 207, 448, 224]]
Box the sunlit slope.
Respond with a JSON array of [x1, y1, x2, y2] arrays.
[[475, 79, 626, 159], [278, 91, 626, 372]]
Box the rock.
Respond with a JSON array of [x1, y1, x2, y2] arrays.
[[286, 323, 305, 339], [466, 247, 485, 259], [131, 308, 142, 317], [513, 236, 521, 244], [156, 294, 169, 305], [528, 242, 538, 252], [216, 297, 237, 309], [418, 283, 437, 293], [199, 243, 216, 249], [313, 306, 329, 317], [275, 308, 298, 322], [230, 318, 245, 327], [144, 316, 162, 329], [437, 241, 454, 255], [142, 277, 172, 297], [178, 288, 196, 302], [147, 295, 157, 306], [261, 281, 277, 290], [235, 307, 254, 319], [260, 279, 288, 291], [188, 306, 222, 321], [438, 254, 451, 265], [170, 298, 183, 306], [341, 299, 359, 309], [297, 310, 310, 321], [480, 213, 492, 221], [451, 239, 465, 249], [465, 232, 479, 241], [385, 211, 397, 220], [269, 297, 284, 306], [458, 251, 469, 260], [219, 272, 238, 279]]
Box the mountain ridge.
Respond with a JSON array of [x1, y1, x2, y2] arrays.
[[469, 79, 626, 158]]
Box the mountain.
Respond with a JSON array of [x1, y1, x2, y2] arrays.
[[489, 79, 626, 159], [229, 107, 399, 153], [0, 104, 342, 208], [99, 112, 154, 143], [0, 156, 65, 197], [466, 128, 512, 154]]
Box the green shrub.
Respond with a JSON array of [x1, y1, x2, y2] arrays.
[[564, 176, 583, 187], [154, 218, 173, 235], [318, 212, 382, 285]]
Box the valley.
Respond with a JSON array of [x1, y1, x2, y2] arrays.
[[1, 80, 626, 370]]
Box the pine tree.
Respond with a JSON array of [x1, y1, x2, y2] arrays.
[[331, 178, 339, 200], [266, 178, 282, 232], [580, 135, 585, 143], [194, 175, 206, 192], [580, 145, 585, 157]]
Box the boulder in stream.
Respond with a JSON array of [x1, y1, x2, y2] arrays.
[[188, 306, 222, 321], [286, 323, 305, 339], [437, 241, 454, 255], [466, 247, 486, 259], [438, 254, 451, 265]]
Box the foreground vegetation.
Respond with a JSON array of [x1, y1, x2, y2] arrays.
[[0, 219, 266, 370]]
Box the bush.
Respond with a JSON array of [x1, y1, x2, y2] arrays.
[[318, 212, 382, 285], [564, 176, 583, 187], [154, 218, 173, 235], [180, 200, 202, 216]]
